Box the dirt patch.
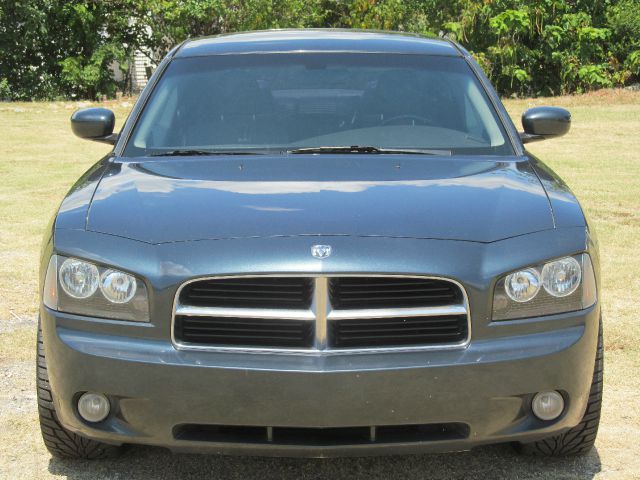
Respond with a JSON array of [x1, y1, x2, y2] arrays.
[[0, 314, 36, 334], [0, 361, 34, 417]]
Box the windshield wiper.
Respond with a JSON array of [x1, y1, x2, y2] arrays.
[[286, 145, 451, 156], [148, 149, 264, 157]]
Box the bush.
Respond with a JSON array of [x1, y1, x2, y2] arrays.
[[0, 78, 11, 100]]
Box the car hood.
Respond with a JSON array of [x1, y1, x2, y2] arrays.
[[86, 155, 554, 244]]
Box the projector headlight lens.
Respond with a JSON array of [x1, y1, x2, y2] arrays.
[[542, 257, 582, 297], [59, 258, 99, 299], [100, 269, 137, 304], [504, 268, 541, 303]]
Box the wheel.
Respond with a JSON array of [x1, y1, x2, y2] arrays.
[[37, 319, 123, 459], [516, 318, 603, 456]]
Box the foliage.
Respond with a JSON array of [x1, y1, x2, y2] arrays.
[[140, 0, 329, 54], [54, 2, 149, 99], [1, 0, 640, 99], [0, 0, 148, 100], [396, 0, 639, 96]]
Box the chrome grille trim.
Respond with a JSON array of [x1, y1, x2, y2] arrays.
[[176, 305, 315, 321], [171, 275, 471, 355], [313, 278, 329, 350], [326, 305, 467, 320]]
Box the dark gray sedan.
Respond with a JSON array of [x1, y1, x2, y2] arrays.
[[38, 30, 602, 459]]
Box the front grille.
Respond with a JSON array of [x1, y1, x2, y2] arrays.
[[173, 423, 470, 445], [175, 316, 314, 348], [329, 277, 461, 309], [329, 314, 468, 348], [179, 277, 313, 309], [174, 276, 469, 352]]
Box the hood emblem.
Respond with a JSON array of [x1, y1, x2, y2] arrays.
[[311, 245, 332, 259]]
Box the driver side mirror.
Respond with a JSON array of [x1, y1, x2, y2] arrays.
[[70, 108, 118, 144], [520, 106, 571, 144]]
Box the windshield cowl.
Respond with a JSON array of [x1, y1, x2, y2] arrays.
[[286, 145, 451, 155]]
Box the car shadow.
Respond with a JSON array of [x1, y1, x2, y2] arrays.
[[48, 443, 602, 480]]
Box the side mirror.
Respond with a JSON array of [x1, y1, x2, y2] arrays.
[[520, 106, 571, 144], [70, 108, 118, 144]]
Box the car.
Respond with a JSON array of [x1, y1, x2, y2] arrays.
[[38, 29, 602, 460]]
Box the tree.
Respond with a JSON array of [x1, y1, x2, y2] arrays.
[[1, 0, 639, 99], [0, 0, 148, 99]]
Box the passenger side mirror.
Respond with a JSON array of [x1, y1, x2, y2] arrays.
[[71, 108, 118, 144], [520, 106, 571, 144]]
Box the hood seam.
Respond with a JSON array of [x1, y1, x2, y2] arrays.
[[528, 158, 557, 229]]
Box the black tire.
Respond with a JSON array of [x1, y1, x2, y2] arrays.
[[517, 318, 603, 456], [37, 319, 123, 459]]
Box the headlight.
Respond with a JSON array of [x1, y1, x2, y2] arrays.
[[100, 269, 137, 303], [504, 268, 541, 302], [43, 255, 149, 322], [542, 257, 581, 297], [59, 258, 99, 299], [492, 254, 597, 321]]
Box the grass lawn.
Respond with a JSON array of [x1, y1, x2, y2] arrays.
[[0, 89, 639, 478]]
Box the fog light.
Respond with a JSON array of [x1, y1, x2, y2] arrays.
[[532, 391, 564, 421], [77, 392, 110, 423]]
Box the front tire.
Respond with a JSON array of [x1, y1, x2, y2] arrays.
[[37, 319, 123, 459], [517, 318, 603, 456]]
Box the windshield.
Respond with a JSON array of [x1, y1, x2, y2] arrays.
[[124, 53, 514, 157]]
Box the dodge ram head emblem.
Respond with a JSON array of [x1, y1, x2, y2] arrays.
[[311, 245, 332, 259]]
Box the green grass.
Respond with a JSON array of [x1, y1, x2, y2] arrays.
[[0, 91, 638, 356]]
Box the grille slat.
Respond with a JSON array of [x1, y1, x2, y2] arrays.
[[189, 287, 306, 294], [182, 318, 309, 328], [336, 332, 461, 340], [335, 319, 461, 329], [184, 333, 306, 340], [332, 287, 453, 294], [190, 281, 306, 286], [330, 294, 457, 303], [182, 327, 307, 335], [189, 285, 304, 290], [185, 294, 307, 303], [336, 326, 462, 334]]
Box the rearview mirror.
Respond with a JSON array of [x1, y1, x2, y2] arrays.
[[70, 108, 117, 144], [520, 106, 571, 144]]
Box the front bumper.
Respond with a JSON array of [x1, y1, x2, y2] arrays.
[[41, 304, 600, 457]]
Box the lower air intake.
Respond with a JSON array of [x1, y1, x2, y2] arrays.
[[173, 423, 470, 445]]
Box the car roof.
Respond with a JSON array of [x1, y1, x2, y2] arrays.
[[176, 29, 461, 58]]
